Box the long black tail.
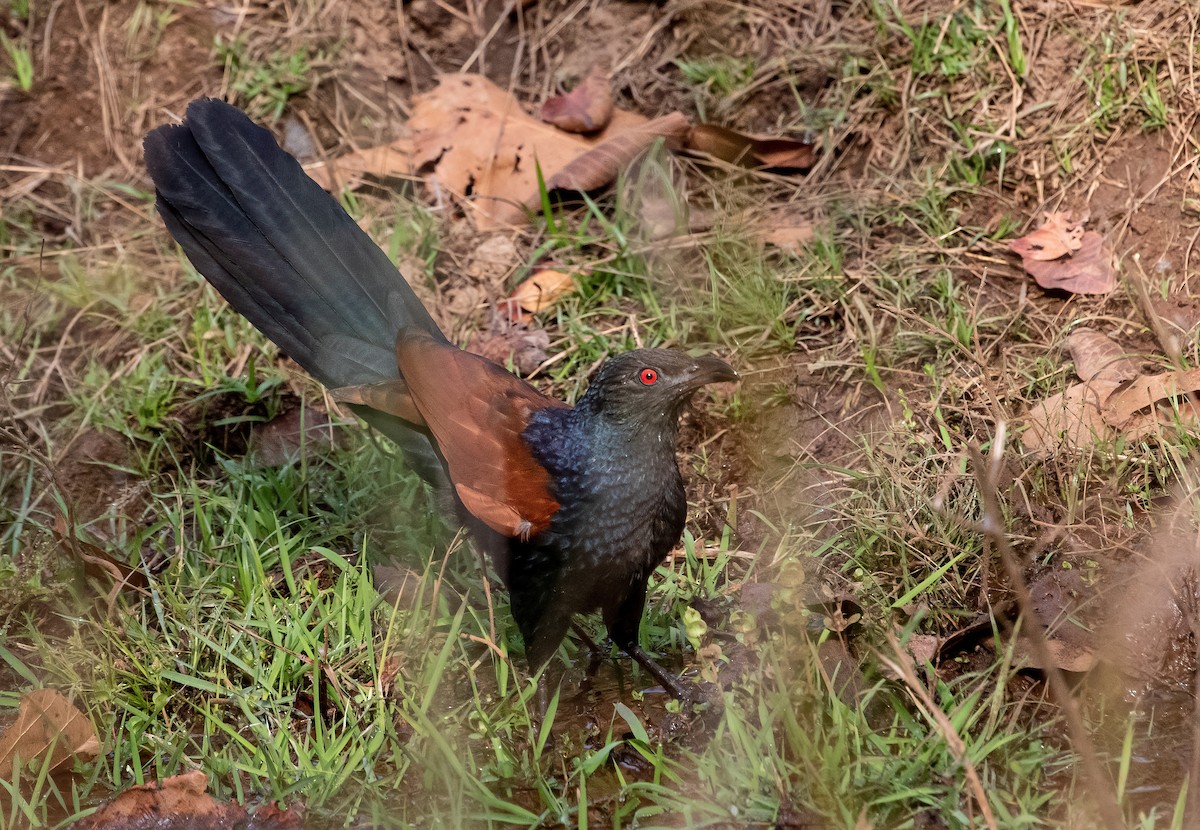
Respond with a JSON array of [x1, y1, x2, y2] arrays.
[[144, 98, 446, 482]]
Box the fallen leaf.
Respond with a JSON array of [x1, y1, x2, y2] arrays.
[[69, 770, 302, 829], [308, 76, 688, 229], [760, 219, 815, 254], [1022, 378, 1128, 453], [1008, 211, 1086, 262], [1103, 368, 1200, 428], [305, 138, 416, 191], [1065, 328, 1140, 383], [1024, 367, 1200, 453], [534, 112, 691, 203], [508, 269, 575, 316], [1019, 231, 1117, 294], [685, 123, 816, 172], [409, 75, 670, 229], [1013, 637, 1098, 673], [0, 689, 100, 779], [540, 67, 614, 133], [906, 633, 940, 666]]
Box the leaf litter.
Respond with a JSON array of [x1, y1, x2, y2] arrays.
[[1024, 328, 1200, 452], [0, 689, 100, 780], [69, 770, 301, 830], [540, 66, 614, 133], [308, 73, 815, 231], [1009, 211, 1117, 294]]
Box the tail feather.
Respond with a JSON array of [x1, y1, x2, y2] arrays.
[[144, 98, 448, 483]]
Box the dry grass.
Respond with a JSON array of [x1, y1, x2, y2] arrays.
[[5, 0, 1200, 826]]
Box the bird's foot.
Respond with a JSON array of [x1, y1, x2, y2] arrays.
[[624, 643, 707, 711]]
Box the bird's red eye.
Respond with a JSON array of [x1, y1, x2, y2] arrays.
[[639, 368, 658, 385]]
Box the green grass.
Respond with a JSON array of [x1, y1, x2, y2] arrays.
[[5, 0, 1200, 826], [214, 35, 322, 122], [0, 31, 32, 92]]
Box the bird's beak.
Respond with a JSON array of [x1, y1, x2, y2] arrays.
[[682, 355, 739, 390]]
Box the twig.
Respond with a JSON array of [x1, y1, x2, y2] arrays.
[[877, 631, 998, 830], [967, 426, 1126, 830]]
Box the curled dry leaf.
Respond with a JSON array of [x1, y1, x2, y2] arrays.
[[1065, 328, 1140, 383], [534, 111, 691, 203], [540, 67, 614, 133], [1008, 212, 1117, 295], [509, 269, 575, 315], [685, 123, 816, 172], [308, 75, 688, 229], [1009, 211, 1086, 262], [0, 689, 100, 779]]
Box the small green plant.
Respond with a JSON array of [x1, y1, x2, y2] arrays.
[[214, 35, 316, 121], [675, 56, 755, 97], [0, 31, 33, 92], [674, 56, 756, 119], [126, 1, 180, 62]]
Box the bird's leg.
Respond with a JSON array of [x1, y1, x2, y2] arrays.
[[570, 621, 611, 678], [606, 583, 694, 705], [624, 642, 693, 704], [534, 673, 549, 720]]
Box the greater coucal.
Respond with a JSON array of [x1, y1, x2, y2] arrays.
[[142, 99, 737, 700]]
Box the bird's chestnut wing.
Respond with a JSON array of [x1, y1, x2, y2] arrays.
[[394, 332, 567, 539]]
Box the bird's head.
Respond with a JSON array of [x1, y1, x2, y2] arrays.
[[578, 348, 738, 427]]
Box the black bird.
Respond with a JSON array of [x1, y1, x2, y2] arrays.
[[143, 99, 737, 699]]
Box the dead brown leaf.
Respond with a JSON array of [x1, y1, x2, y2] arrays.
[[685, 123, 816, 172], [1014, 228, 1117, 295], [307, 75, 687, 229], [508, 269, 575, 316], [758, 220, 816, 253], [1014, 637, 1098, 673], [540, 67, 614, 133], [1103, 368, 1200, 428], [1022, 379, 1127, 453], [69, 770, 302, 829], [409, 75, 671, 229], [535, 111, 690, 202], [0, 689, 100, 780], [1008, 211, 1086, 262], [1024, 365, 1200, 453], [1065, 328, 1140, 383]]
